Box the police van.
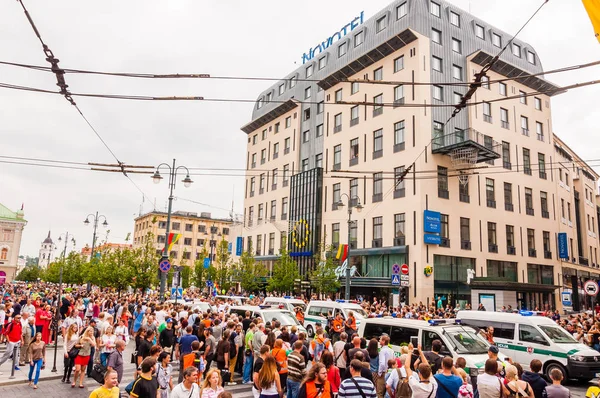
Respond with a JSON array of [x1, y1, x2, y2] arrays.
[[358, 317, 500, 388], [263, 297, 307, 313], [227, 305, 307, 335], [304, 300, 368, 338], [457, 310, 600, 381]]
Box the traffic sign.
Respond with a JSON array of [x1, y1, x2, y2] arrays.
[[400, 280, 409, 287], [401, 264, 409, 275], [584, 280, 598, 296], [561, 291, 572, 306], [203, 258, 211, 269], [400, 274, 409, 281], [392, 264, 400, 274], [391, 274, 400, 286], [159, 259, 171, 273], [171, 287, 183, 299]]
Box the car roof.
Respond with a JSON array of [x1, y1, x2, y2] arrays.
[[456, 310, 556, 325], [264, 297, 305, 304]]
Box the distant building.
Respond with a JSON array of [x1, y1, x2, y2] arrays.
[[38, 231, 55, 268], [81, 242, 133, 262], [0, 203, 27, 284]]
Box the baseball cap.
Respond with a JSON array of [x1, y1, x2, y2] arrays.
[[488, 345, 499, 354], [166, 318, 173, 323]]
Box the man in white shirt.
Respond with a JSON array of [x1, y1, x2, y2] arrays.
[[155, 305, 168, 325], [178, 305, 189, 321], [22, 299, 35, 318], [171, 366, 200, 398]]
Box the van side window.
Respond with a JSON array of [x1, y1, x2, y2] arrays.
[[519, 325, 548, 345], [364, 323, 391, 341], [423, 331, 443, 351], [495, 323, 515, 339], [390, 326, 419, 347], [308, 306, 323, 316]]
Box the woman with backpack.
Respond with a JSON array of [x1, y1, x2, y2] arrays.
[[272, 339, 289, 391]]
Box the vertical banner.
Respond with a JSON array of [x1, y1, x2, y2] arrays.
[[236, 236, 243, 256], [558, 232, 569, 259]]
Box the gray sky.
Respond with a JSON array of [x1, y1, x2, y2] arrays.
[[0, 0, 598, 257]]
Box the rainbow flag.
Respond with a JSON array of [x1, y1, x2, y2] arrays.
[[583, 0, 600, 42], [167, 232, 181, 253], [336, 244, 348, 262]]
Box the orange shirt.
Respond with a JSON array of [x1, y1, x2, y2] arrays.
[[345, 316, 356, 331], [332, 319, 344, 333], [296, 312, 304, 324], [272, 348, 288, 374], [201, 319, 212, 328]]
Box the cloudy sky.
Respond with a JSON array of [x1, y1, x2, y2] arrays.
[[0, 0, 598, 257]]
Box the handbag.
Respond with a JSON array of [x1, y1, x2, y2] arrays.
[[90, 363, 107, 384], [68, 346, 80, 359]]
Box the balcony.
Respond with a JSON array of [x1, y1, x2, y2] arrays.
[[507, 246, 516, 255], [526, 207, 535, 216], [524, 167, 532, 175], [350, 118, 359, 127], [349, 157, 359, 167], [394, 237, 405, 246], [281, 213, 287, 221], [487, 199, 496, 208], [483, 115, 492, 123], [489, 243, 498, 253], [537, 134, 545, 142], [393, 98, 405, 108], [251, 162, 256, 168], [268, 248, 274, 255], [394, 142, 406, 153], [373, 150, 383, 160], [544, 251, 552, 259], [284, 147, 290, 155], [250, 191, 255, 197], [460, 194, 470, 203], [373, 107, 383, 117], [334, 125, 342, 133], [332, 163, 341, 171], [431, 128, 501, 163], [438, 189, 449, 199], [503, 161, 512, 170], [505, 203, 514, 212], [349, 241, 357, 249], [261, 158, 266, 165], [283, 180, 289, 187], [501, 121, 510, 129], [539, 171, 547, 179], [372, 193, 383, 203], [461, 240, 471, 250], [528, 248, 537, 257], [272, 184, 277, 191], [440, 237, 450, 248], [542, 210, 549, 219], [259, 188, 264, 195], [522, 128, 530, 136], [372, 239, 383, 248], [580, 256, 589, 266], [394, 188, 406, 199]]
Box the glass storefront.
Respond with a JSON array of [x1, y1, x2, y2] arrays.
[[348, 253, 406, 278], [433, 255, 475, 309]]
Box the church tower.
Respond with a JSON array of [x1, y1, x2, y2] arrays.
[[38, 231, 55, 268]]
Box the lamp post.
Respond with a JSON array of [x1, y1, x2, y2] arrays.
[[152, 159, 193, 301], [51, 232, 75, 373], [336, 193, 363, 300], [84, 212, 108, 292]]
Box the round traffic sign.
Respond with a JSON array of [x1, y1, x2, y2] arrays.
[[392, 264, 400, 274], [401, 264, 409, 275], [584, 280, 598, 296], [159, 259, 171, 273]]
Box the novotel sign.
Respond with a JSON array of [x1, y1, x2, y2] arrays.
[[301, 11, 365, 64]]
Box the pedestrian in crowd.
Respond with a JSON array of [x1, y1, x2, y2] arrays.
[[20, 316, 36, 366], [87, 318, 101, 378], [130, 357, 160, 398], [114, 318, 130, 343], [272, 338, 289, 389], [339, 359, 376, 398], [344, 311, 357, 336], [544, 368, 570, 398], [204, 327, 217, 377], [106, 339, 126, 385], [455, 368, 473, 398], [180, 325, 201, 383], [322, 351, 341, 396], [416, 339, 443, 375], [505, 364, 535, 398], [89, 369, 120, 398], [375, 335, 394, 398], [27, 331, 45, 389], [200, 368, 225, 398], [522, 360, 548, 398], [297, 362, 332, 398], [243, 322, 256, 384], [252, 345, 270, 398], [216, 329, 232, 386], [159, 318, 177, 355], [73, 326, 97, 388], [403, 346, 437, 398], [333, 332, 348, 377], [0, 313, 23, 374], [433, 357, 462, 398], [367, 338, 379, 377], [476, 359, 508, 398], [137, 330, 155, 365], [100, 324, 117, 367], [310, 329, 333, 364], [62, 323, 79, 383], [257, 354, 283, 398], [286, 340, 306, 398], [157, 351, 174, 398]]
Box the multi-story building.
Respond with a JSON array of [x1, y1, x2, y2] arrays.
[[38, 231, 55, 268], [0, 202, 27, 284], [241, 0, 598, 311], [133, 210, 238, 265]]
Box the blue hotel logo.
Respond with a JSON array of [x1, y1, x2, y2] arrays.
[[301, 11, 365, 64]]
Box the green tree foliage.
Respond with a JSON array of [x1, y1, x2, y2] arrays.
[[131, 231, 160, 292], [310, 242, 341, 295], [236, 248, 268, 293], [15, 265, 43, 282], [101, 247, 136, 292], [268, 240, 299, 293], [213, 239, 233, 292], [192, 244, 211, 289]]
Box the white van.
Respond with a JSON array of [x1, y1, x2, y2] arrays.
[[263, 297, 307, 313], [304, 300, 368, 338], [457, 310, 600, 382], [227, 305, 307, 335], [359, 317, 499, 388], [215, 295, 247, 306]]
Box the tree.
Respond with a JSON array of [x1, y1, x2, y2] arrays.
[[132, 231, 160, 293], [236, 248, 268, 293], [102, 247, 136, 292], [15, 265, 43, 282], [310, 242, 341, 296], [192, 244, 211, 289], [213, 239, 233, 293], [268, 240, 299, 293]]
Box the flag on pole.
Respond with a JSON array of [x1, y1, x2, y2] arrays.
[[336, 244, 348, 262], [167, 233, 181, 253], [583, 0, 600, 42]]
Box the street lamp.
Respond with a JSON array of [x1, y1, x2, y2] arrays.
[[152, 159, 193, 301], [51, 232, 75, 373], [84, 212, 108, 292], [336, 193, 363, 300]]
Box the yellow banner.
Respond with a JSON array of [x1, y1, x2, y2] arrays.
[[583, 0, 600, 42]]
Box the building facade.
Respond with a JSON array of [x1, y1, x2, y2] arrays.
[[241, 0, 599, 311], [38, 231, 55, 268], [0, 203, 27, 284], [133, 211, 239, 265]]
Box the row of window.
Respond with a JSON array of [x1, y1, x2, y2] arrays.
[[249, 115, 294, 146], [162, 251, 216, 261], [154, 221, 228, 235], [157, 236, 217, 247], [429, 0, 536, 64], [245, 231, 286, 256], [246, 197, 289, 227]]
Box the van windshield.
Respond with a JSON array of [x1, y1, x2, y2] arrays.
[[262, 311, 300, 326], [446, 328, 490, 354], [345, 307, 368, 318], [539, 325, 577, 343]]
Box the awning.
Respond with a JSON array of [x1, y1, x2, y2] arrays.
[[470, 278, 560, 293]]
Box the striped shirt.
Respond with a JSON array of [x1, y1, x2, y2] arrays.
[[287, 351, 306, 382], [338, 377, 376, 398]]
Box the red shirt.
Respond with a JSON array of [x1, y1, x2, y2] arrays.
[[6, 321, 22, 343], [35, 308, 45, 326]]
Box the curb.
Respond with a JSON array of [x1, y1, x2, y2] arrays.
[[0, 373, 63, 387]]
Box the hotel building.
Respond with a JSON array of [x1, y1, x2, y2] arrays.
[[241, 0, 599, 311]]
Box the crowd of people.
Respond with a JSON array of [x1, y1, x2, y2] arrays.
[[0, 281, 599, 398]]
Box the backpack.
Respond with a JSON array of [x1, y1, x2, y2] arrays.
[[394, 368, 412, 398], [229, 332, 238, 359], [313, 338, 329, 362], [1, 321, 14, 336]]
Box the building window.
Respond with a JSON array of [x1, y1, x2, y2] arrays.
[[394, 166, 406, 196], [438, 166, 449, 198], [284, 138, 290, 155], [376, 15, 387, 32], [350, 222, 357, 248], [290, 76, 297, 88], [450, 11, 460, 27], [504, 182, 513, 210], [440, 214, 449, 246], [506, 225, 515, 250], [460, 218, 470, 246], [502, 141, 511, 169], [486, 178, 496, 207], [281, 197, 288, 220], [303, 130, 309, 143], [285, 116, 291, 128], [452, 38, 462, 54], [338, 42, 347, 57], [256, 235, 262, 255], [543, 231, 551, 254], [541, 191, 549, 218], [373, 94, 384, 116], [334, 113, 342, 133], [304, 108, 310, 121], [261, 149, 267, 164], [475, 24, 485, 39], [452, 92, 461, 105], [519, 91, 528, 104], [521, 116, 529, 136], [483, 102, 492, 122], [335, 89, 343, 102], [393, 86, 404, 107], [397, 2, 407, 19], [433, 85, 443, 101], [270, 200, 277, 220], [332, 223, 340, 247], [373, 129, 383, 159], [185, 223, 193, 232], [350, 138, 359, 165], [350, 178, 359, 202], [350, 106, 360, 126], [482, 75, 490, 89], [512, 43, 522, 58], [278, 84, 285, 95], [527, 228, 536, 256], [373, 173, 383, 202], [306, 64, 313, 78], [488, 222, 497, 248], [372, 217, 383, 246], [538, 153, 546, 179], [431, 28, 442, 44], [272, 168, 278, 188], [302, 158, 309, 171], [305, 86, 311, 99], [261, 130, 267, 140], [430, 1, 441, 17], [172, 222, 180, 230], [525, 187, 534, 215], [500, 108, 509, 129], [527, 50, 536, 64], [523, 148, 531, 174], [499, 82, 507, 96], [452, 64, 462, 80], [318, 57, 326, 70], [333, 183, 341, 209], [394, 120, 405, 151], [536, 122, 544, 141], [333, 145, 342, 169], [432, 56, 442, 72], [374, 67, 383, 81], [354, 31, 364, 47], [315, 153, 323, 168], [351, 82, 359, 94], [283, 164, 290, 185], [395, 213, 405, 245], [492, 33, 502, 47], [534, 97, 542, 110], [459, 180, 469, 203]]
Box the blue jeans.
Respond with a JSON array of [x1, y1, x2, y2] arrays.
[[287, 379, 301, 398], [28, 359, 43, 385], [243, 353, 253, 383], [100, 352, 110, 367]]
